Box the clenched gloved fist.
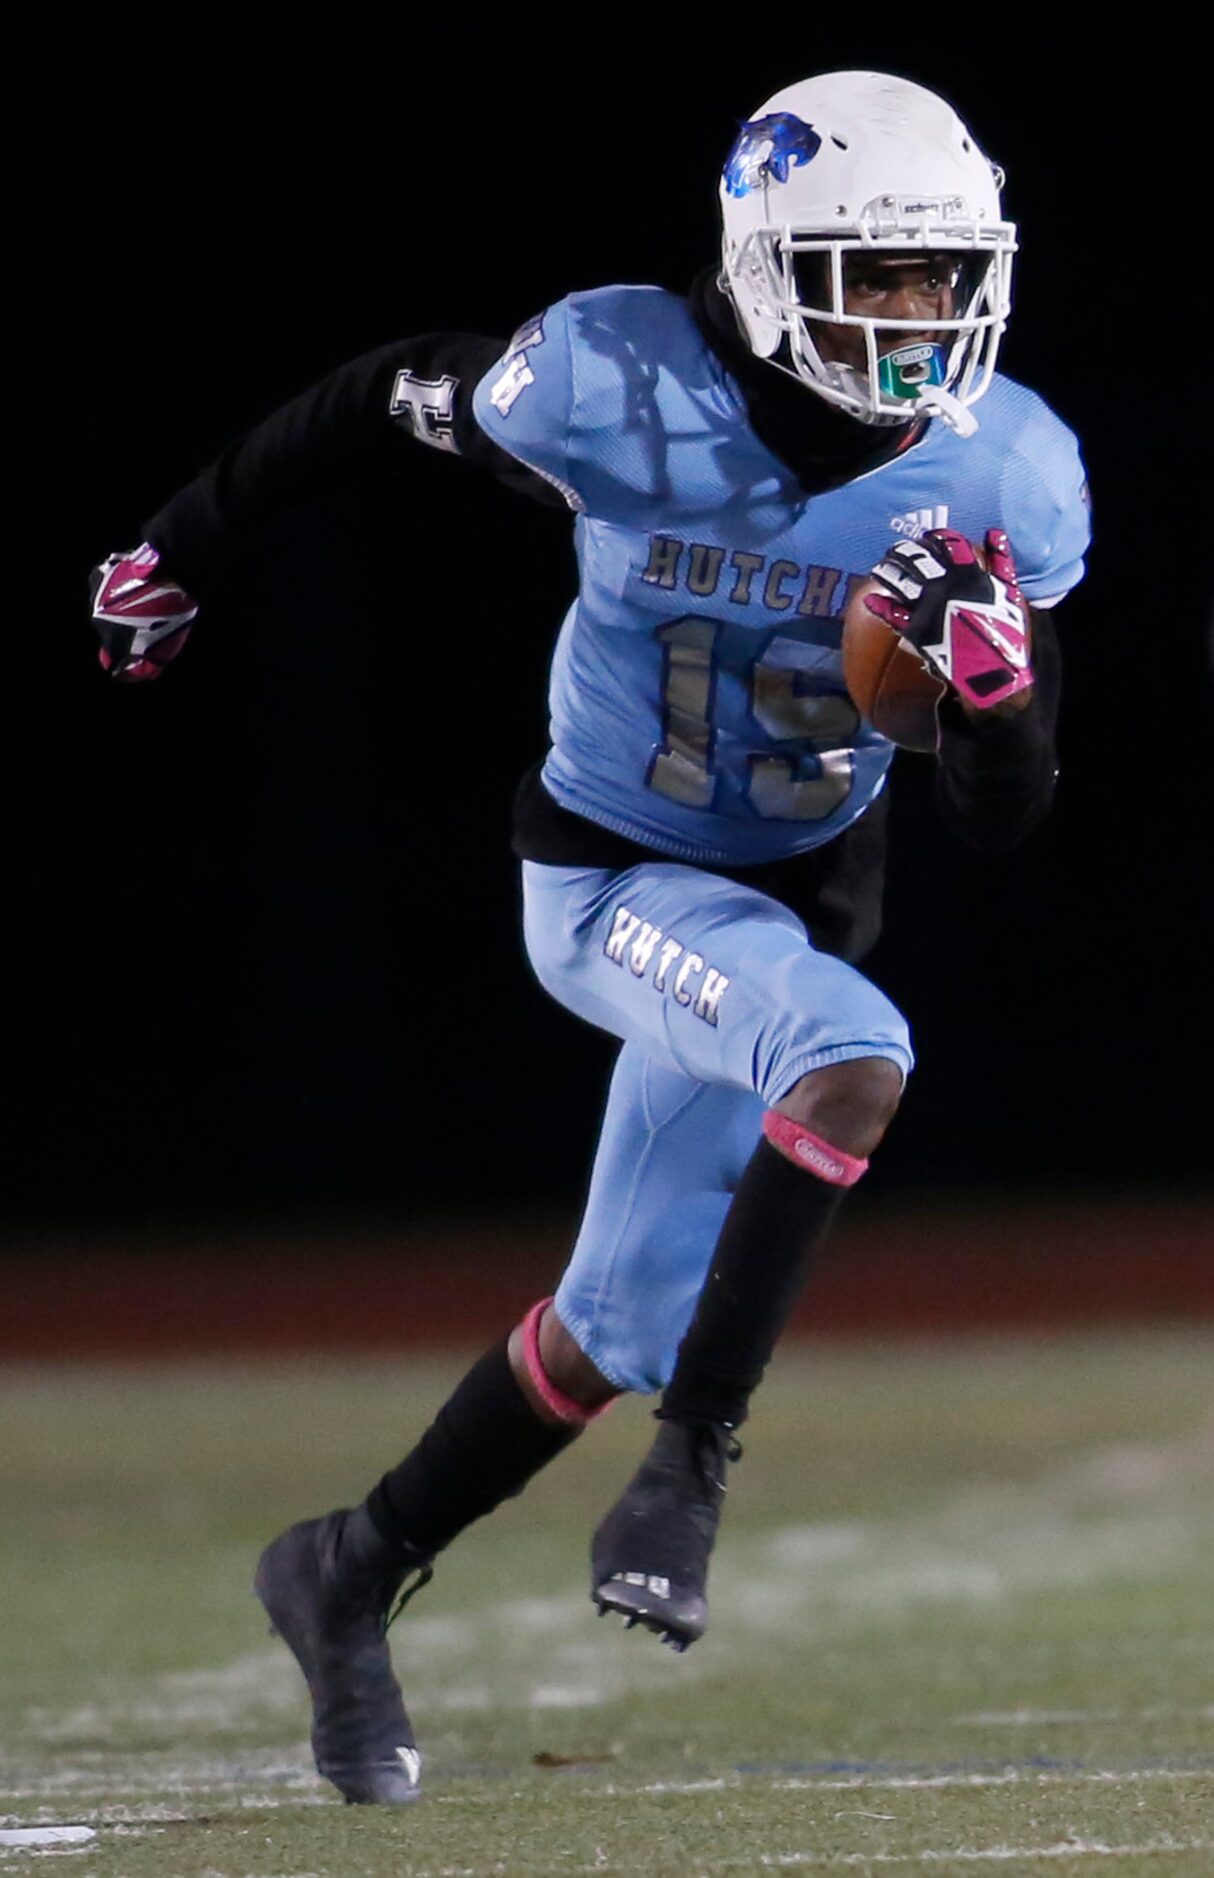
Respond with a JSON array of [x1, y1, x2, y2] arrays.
[[864, 527, 1032, 714], [89, 543, 198, 681]]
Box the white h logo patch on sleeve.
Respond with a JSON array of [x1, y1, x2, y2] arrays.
[[389, 372, 458, 452]]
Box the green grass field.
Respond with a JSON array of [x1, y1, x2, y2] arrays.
[[2, 1333, 1212, 1875]]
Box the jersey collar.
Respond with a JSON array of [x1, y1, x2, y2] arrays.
[[688, 267, 928, 496]]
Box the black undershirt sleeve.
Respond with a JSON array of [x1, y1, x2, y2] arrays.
[[933, 605, 1062, 853], [142, 332, 564, 596], [137, 291, 1059, 954]]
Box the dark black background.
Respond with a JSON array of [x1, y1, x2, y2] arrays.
[[9, 22, 1212, 1243]]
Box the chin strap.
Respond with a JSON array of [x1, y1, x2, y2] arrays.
[[915, 383, 980, 438]]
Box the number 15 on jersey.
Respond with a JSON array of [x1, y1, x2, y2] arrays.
[[649, 617, 862, 823]]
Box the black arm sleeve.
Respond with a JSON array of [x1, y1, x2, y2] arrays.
[[933, 606, 1062, 853], [142, 332, 563, 595]]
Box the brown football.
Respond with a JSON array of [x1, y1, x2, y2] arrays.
[[841, 575, 947, 753]]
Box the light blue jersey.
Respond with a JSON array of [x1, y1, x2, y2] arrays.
[[473, 285, 1089, 867], [474, 284, 1088, 1392]]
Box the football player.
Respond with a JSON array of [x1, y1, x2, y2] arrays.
[[91, 72, 1089, 1804]]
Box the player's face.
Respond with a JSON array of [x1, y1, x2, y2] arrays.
[[803, 253, 962, 370]]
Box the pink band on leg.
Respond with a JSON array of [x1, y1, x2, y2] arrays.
[[519, 1298, 614, 1425], [762, 1112, 869, 1186]]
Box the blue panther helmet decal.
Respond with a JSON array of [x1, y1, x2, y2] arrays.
[[723, 113, 822, 199]]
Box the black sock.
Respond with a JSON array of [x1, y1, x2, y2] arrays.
[[660, 1137, 846, 1429], [364, 1338, 578, 1556]]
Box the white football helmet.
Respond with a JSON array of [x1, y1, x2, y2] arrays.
[[719, 72, 1016, 434]]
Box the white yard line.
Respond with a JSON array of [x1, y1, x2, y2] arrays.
[[954, 1707, 1214, 1727], [4, 1759, 1210, 1813], [0, 1829, 95, 1849], [752, 1843, 1214, 1868], [385, 1838, 1214, 1877], [9, 1763, 1205, 1827], [775, 1768, 1212, 1794], [621, 1767, 1211, 1797]]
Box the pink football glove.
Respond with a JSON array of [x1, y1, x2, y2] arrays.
[[89, 543, 198, 681], [864, 527, 1032, 711]]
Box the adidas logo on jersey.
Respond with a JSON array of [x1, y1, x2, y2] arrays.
[[889, 504, 950, 539]]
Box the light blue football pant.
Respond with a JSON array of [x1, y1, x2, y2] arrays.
[[521, 861, 913, 1393]]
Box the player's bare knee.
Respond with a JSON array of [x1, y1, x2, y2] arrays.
[[538, 1310, 620, 1407], [507, 1305, 621, 1426], [776, 1056, 904, 1159]]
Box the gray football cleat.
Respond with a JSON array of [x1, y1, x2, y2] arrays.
[[590, 1419, 740, 1651], [253, 1504, 432, 1804]]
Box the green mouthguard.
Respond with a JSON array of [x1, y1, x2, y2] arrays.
[[878, 342, 947, 401]]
